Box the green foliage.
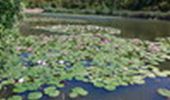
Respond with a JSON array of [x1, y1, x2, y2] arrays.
[[25, 0, 170, 13], [28, 92, 43, 100], [158, 88, 170, 98], [8, 96, 22, 100], [0, 0, 23, 28], [0, 24, 170, 98], [44, 86, 60, 97], [69, 87, 88, 98]]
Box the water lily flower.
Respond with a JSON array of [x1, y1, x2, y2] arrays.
[[18, 78, 24, 83], [16, 47, 23, 51], [100, 39, 111, 44], [148, 43, 161, 53], [27, 47, 33, 52], [42, 62, 47, 66], [37, 60, 42, 64], [59, 60, 65, 64], [132, 38, 141, 45], [37, 60, 47, 65]]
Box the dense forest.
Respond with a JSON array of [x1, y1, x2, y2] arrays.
[[25, 0, 170, 12]]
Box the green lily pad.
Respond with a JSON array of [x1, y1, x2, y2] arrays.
[[158, 88, 170, 98], [44, 86, 60, 97], [13, 87, 27, 93], [93, 82, 104, 88], [69, 92, 78, 98], [104, 85, 116, 91], [69, 87, 88, 98], [8, 96, 22, 100], [28, 92, 43, 100]]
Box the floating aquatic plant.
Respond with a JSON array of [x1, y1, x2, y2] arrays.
[[0, 24, 170, 99], [158, 88, 170, 98], [44, 86, 60, 97], [69, 87, 88, 98], [34, 25, 121, 35], [28, 92, 43, 100], [8, 96, 22, 100]]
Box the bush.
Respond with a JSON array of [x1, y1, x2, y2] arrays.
[[25, 0, 170, 13], [0, 0, 23, 28]]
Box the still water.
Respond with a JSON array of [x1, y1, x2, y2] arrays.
[[51, 78, 170, 100], [25, 13, 170, 40]]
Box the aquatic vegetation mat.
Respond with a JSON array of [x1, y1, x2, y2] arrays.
[[0, 25, 170, 99], [34, 24, 121, 35]]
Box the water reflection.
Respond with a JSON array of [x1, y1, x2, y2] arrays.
[[23, 13, 170, 40]]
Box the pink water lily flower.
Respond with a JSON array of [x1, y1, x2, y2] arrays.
[[16, 47, 23, 51], [101, 39, 110, 44], [148, 43, 161, 53], [27, 47, 33, 52], [132, 38, 141, 45]]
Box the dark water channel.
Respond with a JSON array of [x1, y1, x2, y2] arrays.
[[53, 78, 170, 100], [13, 13, 170, 100], [1, 78, 170, 100]]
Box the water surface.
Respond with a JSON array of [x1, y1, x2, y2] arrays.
[[24, 13, 170, 40]]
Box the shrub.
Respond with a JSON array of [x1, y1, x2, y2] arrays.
[[0, 0, 23, 28], [25, 0, 170, 13]]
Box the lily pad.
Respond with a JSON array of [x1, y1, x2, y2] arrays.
[[69, 87, 88, 98], [8, 96, 22, 100], [13, 87, 27, 93], [28, 92, 43, 100], [158, 88, 170, 98], [69, 92, 78, 98], [44, 86, 60, 97]]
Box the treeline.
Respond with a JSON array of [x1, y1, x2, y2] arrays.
[[25, 0, 170, 12], [0, 0, 22, 28]]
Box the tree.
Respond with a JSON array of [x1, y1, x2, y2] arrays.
[[0, 0, 23, 28]]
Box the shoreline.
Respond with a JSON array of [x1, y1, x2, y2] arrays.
[[43, 9, 170, 21]]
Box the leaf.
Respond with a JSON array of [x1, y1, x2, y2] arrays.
[[69, 92, 78, 98], [8, 96, 22, 100], [44, 86, 60, 97], [69, 87, 88, 98], [104, 85, 116, 91], [158, 88, 170, 98], [28, 92, 43, 100], [13, 87, 27, 93]]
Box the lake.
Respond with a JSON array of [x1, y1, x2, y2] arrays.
[[17, 13, 170, 100]]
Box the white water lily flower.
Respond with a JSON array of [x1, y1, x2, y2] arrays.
[[37, 60, 42, 64], [42, 61, 47, 66], [18, 78, 24, 83], [59, 60, 65, 64], [37, 60, 47, 65]]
